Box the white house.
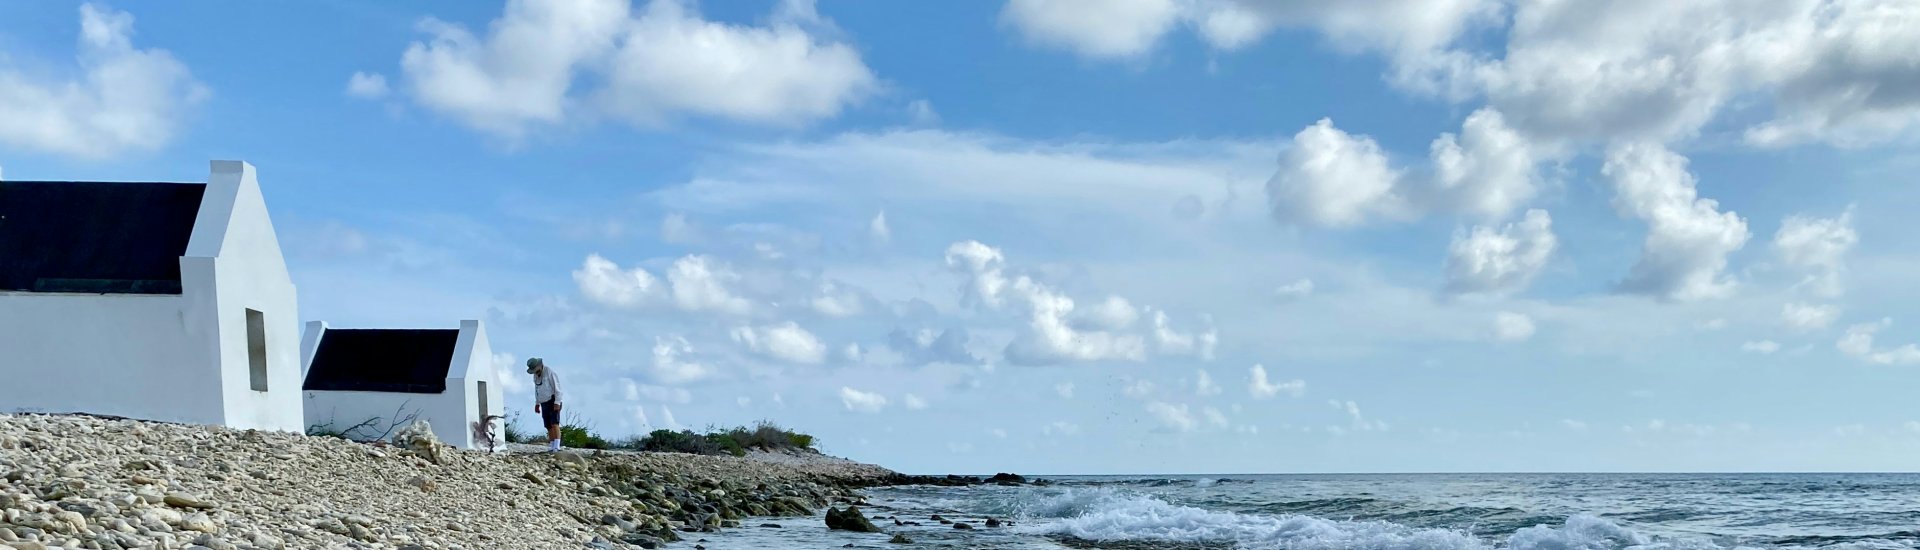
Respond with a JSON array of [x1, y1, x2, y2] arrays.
[[300, 320, 503, 449], [0, 161, 305, 431]]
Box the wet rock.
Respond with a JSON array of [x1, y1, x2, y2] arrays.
[[825, 506, 883, 532], [890, 533, 913, 544], [953, 522, 974, 530]]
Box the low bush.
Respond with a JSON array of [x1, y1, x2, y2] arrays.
[[619, 421, 815, 457]]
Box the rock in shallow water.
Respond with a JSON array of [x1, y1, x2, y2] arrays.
[[824, 506, 884, 532]]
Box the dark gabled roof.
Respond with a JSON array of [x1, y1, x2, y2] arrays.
[[0, 181, 207, 294], [303, 329, 460, 394]]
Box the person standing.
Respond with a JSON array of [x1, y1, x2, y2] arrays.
[[526, 357, 564, 451]]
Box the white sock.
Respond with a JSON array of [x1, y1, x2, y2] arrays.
[[549, 439, 561, 450]]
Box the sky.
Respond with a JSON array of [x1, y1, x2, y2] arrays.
[[3, 0, 1920, 475]]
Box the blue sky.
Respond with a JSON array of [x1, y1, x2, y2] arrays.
[[4, 0, 1920, 474]]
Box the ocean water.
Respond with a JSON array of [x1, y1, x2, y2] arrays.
[[689, 473, 1920, 549]]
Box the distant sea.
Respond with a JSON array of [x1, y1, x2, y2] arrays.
[[691, 473, 1919, 549]]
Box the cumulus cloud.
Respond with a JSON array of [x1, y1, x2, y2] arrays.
[[1266, 118, 1405, 227], [490, 352, 529, 394], [1054, 382, 1076, 399], [1043, 421, 1080, 436], [1150, 310, 1217, 360], [1741, 340, 1781, 354], [999, 0, 1183, 59], [649, 335, 713, 384], [839, 386, 888, 413], [730, 321, 827, 364], [1602, 143, 1749, 301], [1194, 369, 1222, 396], [1774, 209, 1858, 297], [1430, 108, 1538, 220], [1248, 364, 1305, 399], [1332, 400, 1388, 432], [947, 240, 1155, 365], [1444, 209, 1557, 296], [0, 3, 207, 158], [345, 72, 390, 99], [572, 254, 753, 314], [1837, 318, 1920, 365], [1077, 296, 1140, 331], [809, 281, 866, 318], [1493, 311, 1536, 342], [1782, 302, 1841, 332], [1146, 401, 1198, 432], [396, 0, 875, 139]]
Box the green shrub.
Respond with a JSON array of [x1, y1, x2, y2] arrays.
[[616, 421, 815, 456], [559, 413, 611, 449]]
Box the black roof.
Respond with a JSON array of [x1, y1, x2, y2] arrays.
[[303, 329, 460, 394], [0, 180, 207, 294]]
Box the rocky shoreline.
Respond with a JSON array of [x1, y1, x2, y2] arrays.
[[0, 414, 938, 549]]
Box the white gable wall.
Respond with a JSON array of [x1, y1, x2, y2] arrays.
[[194, 161, 303, 431], [446, 319, 502, 449]]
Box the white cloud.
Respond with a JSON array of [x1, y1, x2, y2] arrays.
[[1430, 108, 1538, 220], [0, 3, 206, 158], [649, 335, 713, 384], [1202, 406, 1230, 430], [1602, 143, 1749, 301], [1146, 401, 1198, 432], [1054, 382, 1076, 399], [1561, 419, 1589, 431], [1741, 340, 1781, 354], [1042, 421, 1080, 436], [573, 253, 754, 314], [810, 281, 865, 318], [730, 321, 827, 364], [659, 405, 681, 430], [1782, 302, 1841, 332], [345, 72, 390, 99], [573, 254, 662, 308], [490, 352, 529, 394], [1078, 296, 1140, 331], [999, 0, 1183, 59], [1274, 279, 1315, 299], [1195, 369, 1222, 396], [1444, 209, 1557, 296], [1773, 209, 1858, 297], [1493, 311, 1536, 342], [1248, 364, 1305, 399], [1266, 118, 1405, 227], [1151, 310, 1218, 360], [839, 387, 888, 413], [396, 0, 874, 140], [949, 240, 1153, 365], [1837, 318, 1920, 365], [1332, 400, 1388, 432], [868, 211, 891, 244], [902, 393, 929, 410]]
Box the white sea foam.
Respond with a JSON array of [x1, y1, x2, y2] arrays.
[[1012, 488, 1733, 550]]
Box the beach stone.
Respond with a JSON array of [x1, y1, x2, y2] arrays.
[[890, 533, 913, 544], [164, 493, 214, 509], [824, 506, 882, 533], [953, 522, 974, 530]]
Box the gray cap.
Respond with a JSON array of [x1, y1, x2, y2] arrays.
[[525, 357, 544, 373]]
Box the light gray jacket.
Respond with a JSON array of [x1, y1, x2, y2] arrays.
[[534, 367, 562, 406]]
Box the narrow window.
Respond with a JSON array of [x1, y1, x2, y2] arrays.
[[478, 381, 490, 417], [246, 309, 268, 392]]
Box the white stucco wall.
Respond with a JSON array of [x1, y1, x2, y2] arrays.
[[446, 320, 502, 449], [0, 161, 303, 432], [0, 293, 225, 424]]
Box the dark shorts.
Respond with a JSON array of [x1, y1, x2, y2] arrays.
[[541, 400, 562, 427]]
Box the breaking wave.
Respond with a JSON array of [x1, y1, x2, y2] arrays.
[[1006, 488, 1734, 550]]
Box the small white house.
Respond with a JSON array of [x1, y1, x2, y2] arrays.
[[0, 161, 305, 431], [300, 320, 502, 449]]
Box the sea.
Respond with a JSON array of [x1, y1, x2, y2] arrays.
[[687, 473, 1920, 549]]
